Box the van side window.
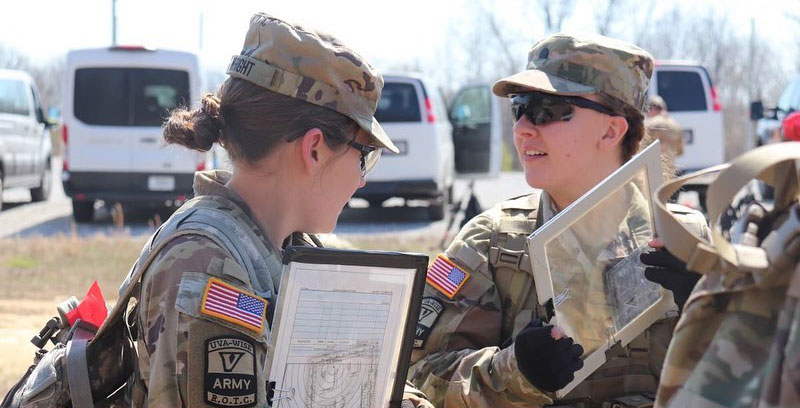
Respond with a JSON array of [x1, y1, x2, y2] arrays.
[[132, 69, 190, 126], [74, 68, 189, 126], [30, 85, 45, 122], [0, 79, 31, 116], [375, 83, 421, 123], [450, 86, 491, 124], [777, 77, 800, 114], [656, 71, 708, 112]]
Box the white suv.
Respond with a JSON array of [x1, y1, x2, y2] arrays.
[[649, 62, 726, 173], [0, 69, 53, 210], [355, 74, 455, 219], [62, 46, 206, 222]]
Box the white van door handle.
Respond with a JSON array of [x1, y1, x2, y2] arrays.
[[139, 137, 158, 144]]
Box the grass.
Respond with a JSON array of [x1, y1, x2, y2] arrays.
[[0, 235, 146, 394], [0, 232, 438, 395]]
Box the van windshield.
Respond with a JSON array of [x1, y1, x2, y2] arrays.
[[656, 70, 708, 112], [0, 78, 31, 116], [74, 68, 189, 126], [375, 82, 421, 123], [777, 76, 800, 114]]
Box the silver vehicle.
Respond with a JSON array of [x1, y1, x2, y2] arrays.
[[0, 69, 53, 210]]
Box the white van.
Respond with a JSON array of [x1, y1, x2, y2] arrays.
[[355, 74, 456, 219], [650, 62, 726, 173], [62, 46, 205, 222], [0, 69, 53, 210]]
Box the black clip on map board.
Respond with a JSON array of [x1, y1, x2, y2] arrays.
[[267, 246, 429, 408]]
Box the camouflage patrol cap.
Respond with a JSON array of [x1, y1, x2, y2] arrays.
[[647, 94, 667, 110], [226, 13, 398, 153], [493, 33, 654, 113]]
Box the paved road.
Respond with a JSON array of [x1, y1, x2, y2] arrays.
[[0, 160, 531, 239]]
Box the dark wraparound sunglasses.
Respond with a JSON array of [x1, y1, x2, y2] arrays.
[[511, 93, 619, 126], [347, 139, 381, 177]]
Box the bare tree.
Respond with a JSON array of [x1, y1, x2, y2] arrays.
[[595, 0, 623, 36], [637, 6, 683, 59], [0, 44, 64, 111], [789, 10, 800, 71], [537, 0, 576, 33], [0, 44, 33, 71]]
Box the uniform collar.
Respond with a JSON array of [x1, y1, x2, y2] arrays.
[[192, 170, 320, 251], [539, 191, 560, 223]]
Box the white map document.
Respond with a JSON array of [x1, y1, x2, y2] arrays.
[[267, 248, 426, 408]]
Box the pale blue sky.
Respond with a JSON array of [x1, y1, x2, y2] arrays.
[[2, 0, 797, 83]]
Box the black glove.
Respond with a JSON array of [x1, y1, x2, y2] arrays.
[[640, 247, 701, 311], [514, 319, 584, 392]]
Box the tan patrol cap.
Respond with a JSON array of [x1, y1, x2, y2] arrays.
[[226, 13, 398, 153], [493, 33, 654, 113]]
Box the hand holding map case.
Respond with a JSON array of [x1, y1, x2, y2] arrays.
[[526, 141, 676, 397], [266, 247, 428, 408]]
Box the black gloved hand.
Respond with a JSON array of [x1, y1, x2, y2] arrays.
[[640, 247, 701, 311], [514, 319, 584, 392]]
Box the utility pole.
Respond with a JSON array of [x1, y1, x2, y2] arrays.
[[199, 12, 204, 51], [746, 17, 756, 151], [112, 0, 118, 46]]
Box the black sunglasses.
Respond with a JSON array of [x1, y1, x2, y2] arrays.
[[346, 139, 381, 177], [511, 93, 619, 126]]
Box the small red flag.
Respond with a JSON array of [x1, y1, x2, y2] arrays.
[[65, 280, 108, 329]]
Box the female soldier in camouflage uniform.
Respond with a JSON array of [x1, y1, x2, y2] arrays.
[[407, 33, 708, 408], [120, 13, 432, 408]]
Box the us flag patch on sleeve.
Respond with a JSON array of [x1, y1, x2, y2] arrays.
[[201, 278, 267, 332], [426, 254, 471, 299]]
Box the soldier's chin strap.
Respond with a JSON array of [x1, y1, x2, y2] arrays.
[[653, 142, 800, 274]]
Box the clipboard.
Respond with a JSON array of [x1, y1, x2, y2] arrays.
[[266, 246, 428, 408], [526, 141, 674, 397]]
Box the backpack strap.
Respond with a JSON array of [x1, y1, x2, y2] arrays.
[[174, 205, 277, 298], [94, 228, 224, 340], [654, 142, 800, 273], [65, 324, 96, 408], [487, 191, 543, 324]]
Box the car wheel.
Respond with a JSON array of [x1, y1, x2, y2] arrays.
[[367, 198, 385, 208], [72, 199, 95, 223], [30, 160, 52, 202], [428, 188, 449, 221], [0, 172, 4, 212]]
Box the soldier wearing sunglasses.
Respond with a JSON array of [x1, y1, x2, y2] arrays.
[[407, 33, 709, 408]]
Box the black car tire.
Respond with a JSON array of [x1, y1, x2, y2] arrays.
[[428, 188, 449, 221], [0, 171, 4, 212], [72, 199, 95, 223], [30, 160, 52, 202], [367, 198, 385, 208]]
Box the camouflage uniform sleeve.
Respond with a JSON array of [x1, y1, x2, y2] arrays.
[[407, 213, 552, 408], [136, 235, 268, 408]]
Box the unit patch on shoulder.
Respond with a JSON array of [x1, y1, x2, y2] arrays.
[[201, 278, 268, 333], [414, 297, 445, 349], [426, 254, 471, 299], [205, 336, 257, 407]]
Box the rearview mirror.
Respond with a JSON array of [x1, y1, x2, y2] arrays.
[[750, 100, 764, 121]]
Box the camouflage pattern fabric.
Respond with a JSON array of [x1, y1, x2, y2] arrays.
[[226, 12, 398, 153], [645, 113, 684, 157], [124, 170, 433, 407], [408, 191, 709, 408], [125, 170, 283, 408], [543, 183, 654, 358], [492, 33, 654, 113], [656, 203, 800, 408]]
